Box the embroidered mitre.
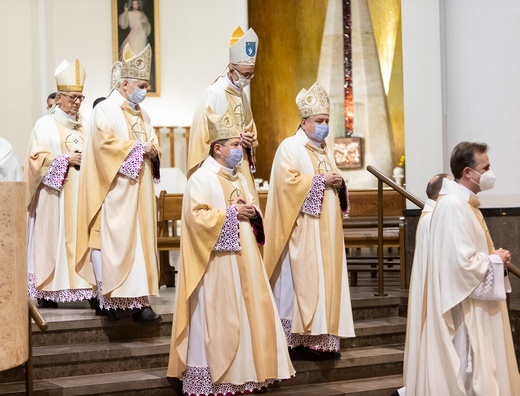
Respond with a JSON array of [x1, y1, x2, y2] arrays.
[[207, 102, 242, 144], [229, 27, 258, 66], [296, 82, 330, 118], [55, 59, 86, 92], [112, 43, 152, 83]]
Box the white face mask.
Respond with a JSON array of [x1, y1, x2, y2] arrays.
[[470, 168, 496, 191], [231, 69, 251, 89], [127, 80, 147, 104]]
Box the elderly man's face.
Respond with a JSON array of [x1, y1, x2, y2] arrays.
[[57, 91, 84, 117]]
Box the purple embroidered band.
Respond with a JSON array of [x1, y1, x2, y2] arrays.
[[301, 174, 325, 216], [119, 141, 145, 179], [213, 206, 241, 252], [42, 154, 69, 190]]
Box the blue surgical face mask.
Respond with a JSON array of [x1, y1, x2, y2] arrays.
[[127, 80, 147, 104], [311, 123, 329, 142], [222, 147, 243, 168]]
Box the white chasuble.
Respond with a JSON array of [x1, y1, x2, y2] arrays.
[[76, 90, 160, 298], [168, 157, 294, 392], [415, 179, 520, 396], [26, 111, 93, 300], [265, 129, 355, 342]]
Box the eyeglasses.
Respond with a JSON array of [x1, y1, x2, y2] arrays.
[[232, 68, 255, 80], [60, 93, 85, 103]]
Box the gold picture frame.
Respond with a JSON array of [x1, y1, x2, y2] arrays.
[[112, 0, 161, 96], [334, 137, 363, 169]]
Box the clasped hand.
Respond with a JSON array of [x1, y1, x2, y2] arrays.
[[67, 151, 82, 166], [143, 142, 157, 158], [240, 132, 254, 149], [323, 171, 343, 189], [496, 247, 512, 266], [233, 198, 256, 220]]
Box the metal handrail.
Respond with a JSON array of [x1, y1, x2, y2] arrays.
[[366, 165, 423, 296], [366, 165, 520, 295], [26, 298, 48, 395]]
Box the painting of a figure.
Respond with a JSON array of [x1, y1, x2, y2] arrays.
[[112, 0, 160, 95]]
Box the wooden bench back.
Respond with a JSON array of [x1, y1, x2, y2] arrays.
[[347, 189, 405, 217], [257, 188, 405, 217], [157, 190, 183, 237]]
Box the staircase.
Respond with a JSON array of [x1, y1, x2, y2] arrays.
[[0, 275, 406, 395]]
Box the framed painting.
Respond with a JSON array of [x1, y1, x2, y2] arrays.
[[112, 0, 161, 96], [334, 137, 363, 169]]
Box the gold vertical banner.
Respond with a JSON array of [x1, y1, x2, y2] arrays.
[[0, 182, 29, 371]]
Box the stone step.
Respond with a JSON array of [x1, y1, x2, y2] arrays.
[[267, 374, 403, 396], [26, 295, 401, 349], [0, 346, 403, 395], [0, 371, 403, 396], [345, 316, 406, 348], [0, 368, 178, 396], [276, 344, 404, 389], [1, 314, 405, 384]]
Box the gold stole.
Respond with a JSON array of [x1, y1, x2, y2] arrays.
[[468, 195, 495, 255]]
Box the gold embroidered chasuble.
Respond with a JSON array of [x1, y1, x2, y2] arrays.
[[25, 110, 92, 292], [188, 76, 258, 200], [264, 129, 354, 337], [168, 157, 294, 384], [414, 179, 520, 395], [76, 91, 161, 296]]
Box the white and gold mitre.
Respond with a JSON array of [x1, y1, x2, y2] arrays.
[[55, 59, 86, 92], [207, 102, 242, 145], [114, 43, 152, 81], [296, 82, 330, 118], [229, 27, 258, 65]]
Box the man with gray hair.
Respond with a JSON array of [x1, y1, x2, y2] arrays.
[[76, 43, 162, 323]]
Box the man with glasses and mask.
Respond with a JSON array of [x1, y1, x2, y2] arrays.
[[76, 44, 162, 323], [188, 26, 259, 200], [25, 59, 95, 309], [263, 82, 355, 360], [168, 101, 294, 395], [414, 142, 520, 395]]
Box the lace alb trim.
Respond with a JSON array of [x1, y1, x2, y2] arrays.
[[301, 174, 325, 217], [281, 318, 340, 352], [182, 365, 281, 396], [41, 154, 69, 190], [119, 141, 145, 180], [213, 206, 241, 252], [96, 280, 150, 310], [27, 272, 95, 302]]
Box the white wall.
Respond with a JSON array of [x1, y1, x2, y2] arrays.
[[402, 0, 520, 207], [1, 0, 248, 166]]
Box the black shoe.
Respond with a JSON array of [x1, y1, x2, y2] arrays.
[[37, 298, 58, 308], [88, 298, 99, 310], [307, 349, 341, 361], [106, 307, 140, 322], [288, 346, 308, 360], [132, 307, 162, 323]]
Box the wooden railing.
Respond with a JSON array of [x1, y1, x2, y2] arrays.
[[153, 126, 190, 169]]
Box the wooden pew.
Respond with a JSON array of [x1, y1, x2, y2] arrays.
[[156, 191, 182, 287], [344, 189, 405, 286]]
